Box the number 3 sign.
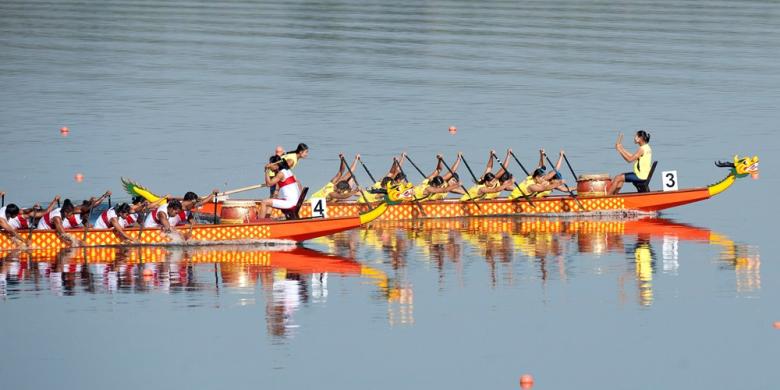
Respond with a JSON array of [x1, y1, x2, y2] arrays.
[[662, 170, 678, 191]]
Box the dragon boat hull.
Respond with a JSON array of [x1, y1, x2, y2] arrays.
[[198, 186, 717, 221], [0, 203, 388, 251]]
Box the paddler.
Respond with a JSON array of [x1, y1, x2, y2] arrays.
[[0, 196, 60, 246], [607, 130, 653, 195], [412, 153, 467, 200], [509, 149, 568, 199], [35, 199, 86, 246], [143, 199, 189, 238], [310, 154, 363, 202], [459, 150, 510, 201], [358, 154, 406, 203], [268, 143, 309, 197], [93, 203, 138, 243], [258, 154, 302, 218]]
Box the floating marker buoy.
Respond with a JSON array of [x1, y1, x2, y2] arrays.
[[448, 126, 457, 134], [773, 321, 780, 329], [60, 126, 69, 136], [519, 374, 534, 389], [74, 173, 84, 183]]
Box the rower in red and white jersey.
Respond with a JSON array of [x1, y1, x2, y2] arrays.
[[94, 203, 138, 242], [0, 196, 59, 246], [143, 201, 188, 229], [258, 155, 302, 218], [35, 199, 84, 247]]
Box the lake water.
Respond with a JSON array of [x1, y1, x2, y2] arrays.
[[1, 0, 779, 389]]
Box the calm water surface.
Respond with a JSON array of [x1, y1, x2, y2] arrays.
[[1, 0, 779, 389]]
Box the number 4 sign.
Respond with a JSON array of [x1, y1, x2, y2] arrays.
[[662, 170, 678, 191], [310, 198, 327, 218]]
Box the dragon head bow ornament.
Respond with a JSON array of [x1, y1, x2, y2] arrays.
[[715, 155, 759, 180]]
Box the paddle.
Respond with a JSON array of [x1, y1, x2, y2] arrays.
[[218, 183, 266, 198], [438, 156, 482, 211], [108, 194, 112, 208], [357, 157, 377, 183], [563, 153, 578, 180], [341, 155, 371, 204], [509, 151, 531, 177], [404, 155, 427, 179], [491, 152, 536, 209], [1, 193, 4, 207], [392, 158, 427, 216], [460, 155, 481, 184], [544, 153, 586, 211]]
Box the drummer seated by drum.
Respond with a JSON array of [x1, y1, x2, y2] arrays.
[[607, 130, 653, 195]]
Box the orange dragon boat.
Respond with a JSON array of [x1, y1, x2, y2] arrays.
[[0, 203, 387, 251], [199, 154, 759, 221]]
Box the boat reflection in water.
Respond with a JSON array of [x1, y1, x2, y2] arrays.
[[317, 217, 760, 308], [0, 245, 390, 339]]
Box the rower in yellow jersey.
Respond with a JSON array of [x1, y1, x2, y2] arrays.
[[460, 150, 514, 201], [309, 154, 363, 202], [358, 153, 406, 203], [509, 149, 568, 199], [411, 153, 466, 201]]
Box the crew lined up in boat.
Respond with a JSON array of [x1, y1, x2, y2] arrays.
[[268, 143, 309, 197], [460, 150, 513, 201], [608, 130, 653, 195], [310, 154, 364, 202], [412, 153, 466, 201], [259, 155, 303, 218], [36, 191, 111, 231], [0, 196, 60, 245], [509, 149, 568, 199]]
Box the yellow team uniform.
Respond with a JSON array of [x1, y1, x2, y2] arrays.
[[459, 182, 500, 201], [310, 182, 334, 199], [509, 176, 551, 200], [634, 144, 653, 180]]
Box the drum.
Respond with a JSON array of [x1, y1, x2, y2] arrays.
[[220, 200, 261, 224], [576, 173, 612, 197]]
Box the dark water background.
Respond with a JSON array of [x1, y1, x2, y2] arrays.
[[1, 0, 779, 389]]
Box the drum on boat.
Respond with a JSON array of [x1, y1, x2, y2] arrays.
[[576, 173, 612, 197], [220, 200, 261, 224]]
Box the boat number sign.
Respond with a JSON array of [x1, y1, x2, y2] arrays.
[[310, 198, 327, 218], [662, 170, 678, 191]]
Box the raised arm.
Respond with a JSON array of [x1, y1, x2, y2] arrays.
[[615, 134, 643, 162], [494, 149, 511, 178], [483, 150, 495, 176], [89, 191, 111, 209], [538, 149, 546, 169], [442, 153, 462, 181]]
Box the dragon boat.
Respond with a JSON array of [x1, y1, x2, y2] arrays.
[[0, 203, 388, 251], [197, 154, 759, 221]]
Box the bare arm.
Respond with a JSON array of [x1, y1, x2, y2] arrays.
[[158, 211, 176, 234], [494, 149, 511, 178], [90, 191, 111, 209], [483, 150, 495, 176], [109, 218, 135, 242], [330, 153, 347, 184], [442, 153, 462, 181], [0, 219, 25, 242], [538, 149, 545, 169]]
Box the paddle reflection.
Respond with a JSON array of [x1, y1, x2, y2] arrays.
[[318, 217, 760, 307]]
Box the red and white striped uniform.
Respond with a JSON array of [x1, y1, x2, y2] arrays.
[[272, 169, 301, 210], [144, 204, 187, 228], [94, 209, 118, 229], [36, 208, 82, 230]]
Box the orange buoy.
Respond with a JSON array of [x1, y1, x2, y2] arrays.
[[60, 126, 69, 136], [448, 126, 457, 134], [519, 374, 534, 389], [74, 173, 84, 183], [773, 321, 780, 329]]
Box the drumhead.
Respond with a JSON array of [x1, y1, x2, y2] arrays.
[[578, 173, 610, 181], [222, 200, 260, 207]]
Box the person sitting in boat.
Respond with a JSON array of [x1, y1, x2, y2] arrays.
[[310, 154, 363, 202], [267, 145, 285, 196], [144, 199, 190, 238], [268, 143, 309, 197], [0, 196, 60, 245], [412, 154, 466, 201], [258, 155, 302, 218], [607, 130, 653, 195], [459, 150, 512, 200], [509, 149, 568, 199], [120, 196, 150, 228], [93, 203, 138, 243], [35, 199, 86, 246], [358, 154, 407, 203]]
